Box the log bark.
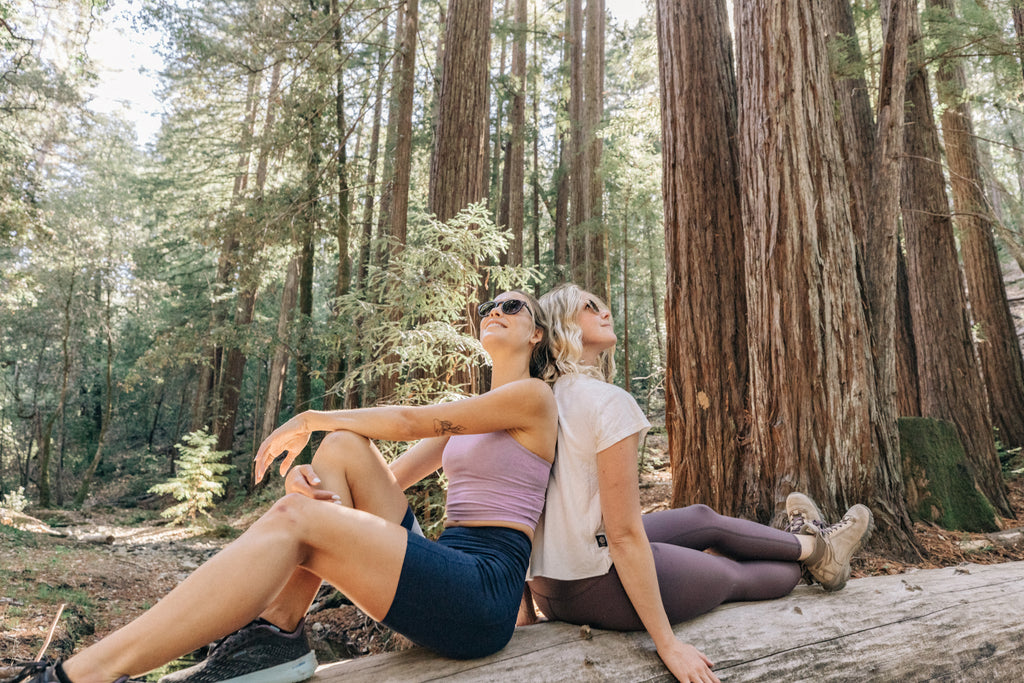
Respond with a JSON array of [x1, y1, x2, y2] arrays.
[[315, 562, 1024, 682]]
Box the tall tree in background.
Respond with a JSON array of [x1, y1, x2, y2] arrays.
[[583, 0, 607, 300], [928, 0, 1024, 452], [428, 0, 492, 390], [736, 1, 878, 523], [498, 0, 527, 266], [900, 5, 1011, 514], [656, 0, 749, 517], [567, 0, 607, 298]]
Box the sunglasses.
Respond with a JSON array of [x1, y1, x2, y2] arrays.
[[584, 299, 602, 314], [478, 299, 533, 318]]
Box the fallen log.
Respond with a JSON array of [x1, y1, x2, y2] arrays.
[[313, 561, 1024, 682]]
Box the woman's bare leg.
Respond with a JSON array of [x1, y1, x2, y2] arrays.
[[61, 434, 411, 683], [256, 431, 410, 630]]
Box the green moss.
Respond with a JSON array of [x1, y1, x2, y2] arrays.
[[899, 417, 998, 532]]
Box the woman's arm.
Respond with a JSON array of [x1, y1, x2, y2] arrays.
[[389, 436, 448, 490], [255, 377, 555, 481], [597, 435, 719, 683]]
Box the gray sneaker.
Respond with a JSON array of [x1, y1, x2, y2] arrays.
[[803, 504, 873, 592], [158, 619, 317, 683]]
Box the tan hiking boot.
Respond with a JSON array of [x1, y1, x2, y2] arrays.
[[803, 504, 873, 591], [785, 492, 826, 535]]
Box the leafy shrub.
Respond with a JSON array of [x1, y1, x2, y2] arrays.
[[1, 486, 28, 513]]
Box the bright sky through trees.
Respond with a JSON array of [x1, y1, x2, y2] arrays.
[[86, 0, 650, 147]]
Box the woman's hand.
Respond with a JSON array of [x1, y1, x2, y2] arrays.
[[657, 640, 719, 683], [254, 415, 312, 482], [284, 464, 341, 502]]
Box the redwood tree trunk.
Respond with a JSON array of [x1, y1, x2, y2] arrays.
[[657, 0, 749, 517], [929, 0, 1024, 453], [899, 4, 1010, 515], [427, 0, 492, 390], [736, 1, 877, 523]]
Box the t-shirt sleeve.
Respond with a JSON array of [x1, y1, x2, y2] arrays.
[[593, 383, 651, 453]]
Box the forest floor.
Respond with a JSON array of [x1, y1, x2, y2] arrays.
[[4, 437, 1024, 677]]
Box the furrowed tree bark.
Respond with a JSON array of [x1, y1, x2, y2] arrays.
[[736, 0, 877, 522], [657, 0, 749, 517], [427, 0, 492, 391], [899, 5, 1010, 515], [928, 0, 1024, 454]]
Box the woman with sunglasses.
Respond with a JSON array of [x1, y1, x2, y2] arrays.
[[10, 291, 557, 683], [525, 284, 872, 683]]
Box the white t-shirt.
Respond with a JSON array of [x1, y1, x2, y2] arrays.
[[527, 373, 651, 580]]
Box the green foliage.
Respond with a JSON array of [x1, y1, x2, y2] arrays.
[[1, 486, 28, 513], [327, 202, 539, 407], [148, 430, 233, 524]]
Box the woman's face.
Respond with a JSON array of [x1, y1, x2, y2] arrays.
[[577, 291, 617, 356], [478, 291, 541, 354]]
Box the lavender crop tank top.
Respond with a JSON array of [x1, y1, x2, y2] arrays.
[[442, 431, 552, 530]]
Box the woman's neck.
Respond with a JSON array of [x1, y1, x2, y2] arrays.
[[488, 352, 532, 389]]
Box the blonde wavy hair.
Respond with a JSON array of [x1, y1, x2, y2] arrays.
[[538, 283, 615, 383]]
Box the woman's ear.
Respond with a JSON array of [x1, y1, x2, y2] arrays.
[[529, 326, 544, 346]]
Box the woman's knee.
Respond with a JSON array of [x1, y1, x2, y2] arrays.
[[313, 430, 378, 470], [261, 493, 319, 536]]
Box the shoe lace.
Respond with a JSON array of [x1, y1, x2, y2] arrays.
[[786, 512, 827, 535], [820, 511, 856, 538], [204, 621, 263, 661]]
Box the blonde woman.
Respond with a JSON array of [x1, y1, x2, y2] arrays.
[[527, 284, 872, 683], [9, 291, 557, 683]]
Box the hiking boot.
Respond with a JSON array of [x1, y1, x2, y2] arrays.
[[785, 492, 826, 535], [803, 504, 873, 592], [158, 618, 317, 683]]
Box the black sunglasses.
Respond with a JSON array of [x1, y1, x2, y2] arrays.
[[478, 299, 533, 318], [584, 299, 602, 314]]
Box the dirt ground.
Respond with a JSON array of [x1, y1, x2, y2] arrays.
[[5, 440, 1024, 679]]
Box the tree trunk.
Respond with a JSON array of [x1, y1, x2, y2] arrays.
[[928, 0, 1024, 453], [192, 70, 260, 432], [657, 0, 748, 517], [583, 0, 607, 300], [491, 0, 511, 226], [899, 5, 1011, 515], [505, 0, 527, 266], [323, 0, 353, 412], [859, 0, 917, 551], [214, 60, 282, 455], [567, 0, 588, 285], [389, 0, 418, 247], [260, 254, 301, 444], [736, 1, 877, 523], [552, 7, 571, 280], [74, 286, 114, 508], [427, 0, 492, 390]]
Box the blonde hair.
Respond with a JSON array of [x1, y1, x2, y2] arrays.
[[538, 283, 615, 383]]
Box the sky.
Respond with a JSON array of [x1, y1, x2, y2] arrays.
[[87, 0, 651, 147]]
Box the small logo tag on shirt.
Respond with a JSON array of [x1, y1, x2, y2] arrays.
[[595, 534, 608, 548]]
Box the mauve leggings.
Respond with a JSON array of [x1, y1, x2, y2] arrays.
[[529, 504, 802, 630]]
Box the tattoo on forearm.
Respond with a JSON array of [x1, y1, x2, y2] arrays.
[[434, 419, 466, 436]]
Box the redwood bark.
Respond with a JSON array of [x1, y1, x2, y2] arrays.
[[736, 0, 876, 523], [657, 0, 748, 516], [427, 0, 492, 390], [899, 6, 1011, 514], [929, 0, 1024, 453]]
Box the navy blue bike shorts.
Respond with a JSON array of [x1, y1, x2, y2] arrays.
[[381, 524, 531, 660]]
